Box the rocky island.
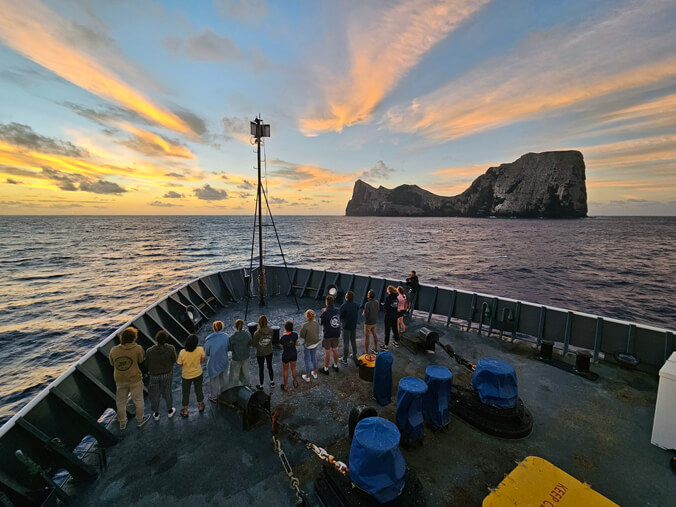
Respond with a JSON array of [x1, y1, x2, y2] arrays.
[[346, 151, 587, 218]]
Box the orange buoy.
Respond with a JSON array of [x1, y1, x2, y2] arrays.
[[358, 354, 377, 381]]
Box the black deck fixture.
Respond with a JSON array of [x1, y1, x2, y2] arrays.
[[536, 342, 600, 381], [216, 385, 271, 431], [314, 465, 426, 507], [347, 405, 378, 439], [449, 386, 533, 439]]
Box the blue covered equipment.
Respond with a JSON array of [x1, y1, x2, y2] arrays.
[[471, 357, 518, 408], [373, 351, 393, 406], [349, 417, 406, 503], [422, 365, 453, 428], [396, 376, 428, 444]]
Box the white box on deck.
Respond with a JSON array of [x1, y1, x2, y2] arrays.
[[651, 351, 676, 450]]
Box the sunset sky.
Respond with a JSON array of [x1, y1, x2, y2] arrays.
[[0, 0, 675, 215]]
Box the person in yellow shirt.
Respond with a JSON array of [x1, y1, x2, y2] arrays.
[[177, 334, 205, 417]]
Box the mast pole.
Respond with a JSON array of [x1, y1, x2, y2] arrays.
[[256, 117, 265, 306]]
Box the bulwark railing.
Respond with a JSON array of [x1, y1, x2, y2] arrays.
[[0, 264, 673, 505]]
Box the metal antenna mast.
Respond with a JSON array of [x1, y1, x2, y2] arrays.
[[245, 116, 299, 320]]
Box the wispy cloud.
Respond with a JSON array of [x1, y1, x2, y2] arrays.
[[0, 123, 191, 191], [267, 158, 354, 190], [299, 0, 490, 135], [0, 0, 196, 137], [358, 160, 395, 182], [215, 0, 268, 23], [163, 29, 241, 61], [114, 123, 195, 159], [163, 191, 185, 199], [384, 0, 676, 141], [149, 200, 181, 207]]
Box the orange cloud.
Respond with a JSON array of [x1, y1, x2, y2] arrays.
[[0, 0, 194, 137], [385, 2, 676, 141], [114, 123, 195, 159], [584, 135, 676, 169], [299, 0, 491, 135]]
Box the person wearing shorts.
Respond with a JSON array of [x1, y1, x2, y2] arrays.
[[362, 290, 379, 353], [279, 321, 298, 390], [320, 295, 341, 374]]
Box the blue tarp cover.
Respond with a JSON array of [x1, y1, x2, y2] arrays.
[[396, 376, 427, 443], [373, 351, 393, 406], [422, 365, 453, 428], [350, 417, 406, 503], [471, 357, 518, 408]]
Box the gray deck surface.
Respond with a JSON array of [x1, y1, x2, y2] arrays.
[[72, 296, 674, 506]]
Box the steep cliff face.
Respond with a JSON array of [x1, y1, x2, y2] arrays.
[[345, 151, 587, 218]]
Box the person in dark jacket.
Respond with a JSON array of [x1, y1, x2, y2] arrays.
[[253, 315, 275, 389], [146, 330, 177, 421], [362, 290, 379, 353], [340, 291, 359, 366], [319, 295, 341, 374], [382, 285, 399, 350], [405, 270, 419, 311]]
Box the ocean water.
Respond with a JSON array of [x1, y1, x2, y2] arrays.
[[0, 215, 674, 424]]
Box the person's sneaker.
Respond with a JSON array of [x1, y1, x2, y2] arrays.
[[425, 349, 436, 355], [302, 374, 310, 382], [393, 341, 400, 348], [332, 365, 340, 373], [370, 348, 378, 354], [137, 414, 151, 428], [270, 381, 275, 388], [321, 367, 329, 375], [381, 344, 389, 351], [153, 412, 160, 422], [311, 371, 318, 379], [339, 358, 348, 365], [168, 408, 176, 418], [119, 421, 127, 430], [256, 384, 264, 390]]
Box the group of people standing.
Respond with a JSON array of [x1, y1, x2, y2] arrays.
[[108, 271, 419, 429]]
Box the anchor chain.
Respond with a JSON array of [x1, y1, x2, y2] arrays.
[[307, 442, 349, 476], [441, 343, 476, 371]]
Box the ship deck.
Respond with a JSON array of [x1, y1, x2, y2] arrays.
[[71, 295, 673, 506]]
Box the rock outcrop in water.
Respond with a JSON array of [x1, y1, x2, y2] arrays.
[[345, 151, 587, 218]]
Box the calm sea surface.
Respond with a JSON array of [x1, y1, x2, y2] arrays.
[[1, 215, 674, 424]]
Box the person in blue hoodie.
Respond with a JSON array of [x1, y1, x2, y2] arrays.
[[340, 291, 359, 366], [204, 320, 230, 402], [319, 295, 341, 374]]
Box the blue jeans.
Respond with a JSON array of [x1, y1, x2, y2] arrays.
[[303, 346, 318, 372]]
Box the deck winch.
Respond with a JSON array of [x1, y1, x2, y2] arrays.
[[442, 348, 533, 438]]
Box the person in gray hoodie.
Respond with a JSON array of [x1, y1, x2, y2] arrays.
[[362, 290, 379, 354], [252, 315, 274, 390], [300, 309, 320, 381]]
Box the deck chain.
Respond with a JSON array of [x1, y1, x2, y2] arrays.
[[272, 435, 306, 506]]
